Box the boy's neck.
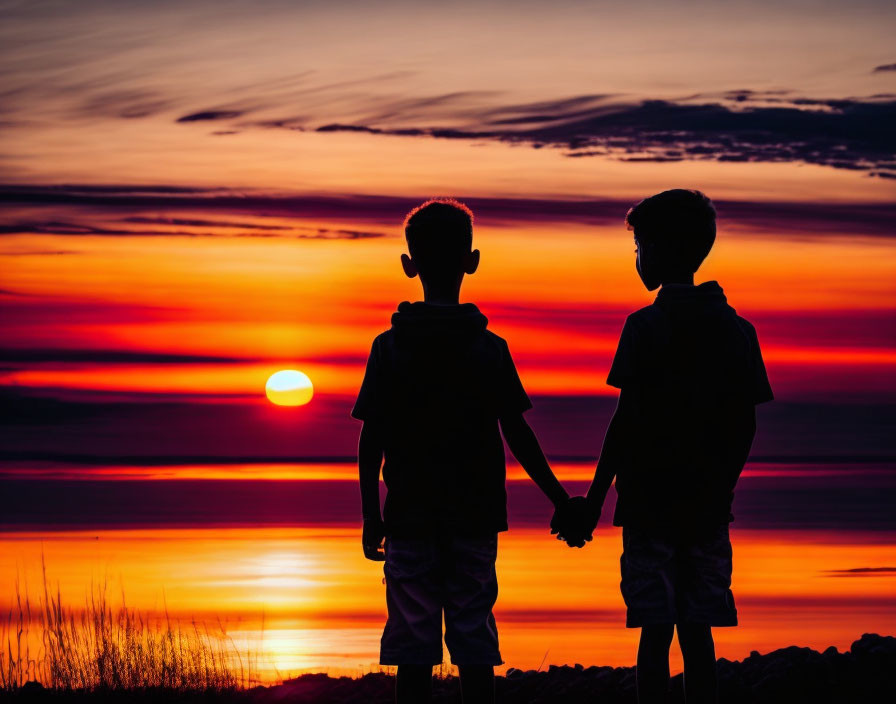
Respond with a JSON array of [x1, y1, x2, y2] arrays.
[[421, 279, 463, 305], [660, 273, 695, 287]]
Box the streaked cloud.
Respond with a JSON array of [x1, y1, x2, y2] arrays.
[[826, 567, 896, 576], [308, 95, 896, 177], [0, 349, 255, 364], [121, 216, 290, 230], [2, 183, 895, 239], [177, 109, 247, 123], [0, 249, 75, 256], [78, 89, 175, 119], [0, 209, 387, 240]]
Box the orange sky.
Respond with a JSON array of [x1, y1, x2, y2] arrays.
[[3, 213, 894, 401], [1, 0, 895, 679], [2, 0, 894, 407]]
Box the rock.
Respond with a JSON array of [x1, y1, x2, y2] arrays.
[[851, 632, 896, 657], [11, 633, 896, 703]]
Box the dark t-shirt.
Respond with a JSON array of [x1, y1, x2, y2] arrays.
[[351, 301, 532, 537], [606, 281, 773, 528]]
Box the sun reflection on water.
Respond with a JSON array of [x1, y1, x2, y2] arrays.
[[2, 525, 894, 681]]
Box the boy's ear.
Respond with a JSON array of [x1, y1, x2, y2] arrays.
[[464, 249, 481, 275], [400, 253, 418, 279]]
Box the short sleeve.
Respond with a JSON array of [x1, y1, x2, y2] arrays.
[[746, 324, 774, 405], [351, 339, 381, 421], [497, 341, 533, 417], [606, 317, 637, 389]]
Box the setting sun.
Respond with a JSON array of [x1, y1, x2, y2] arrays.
[[265, 370, 314, 406]]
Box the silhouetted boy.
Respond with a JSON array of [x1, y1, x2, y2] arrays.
[[558, 190, 773, 703], [352, 199, 571, 704]]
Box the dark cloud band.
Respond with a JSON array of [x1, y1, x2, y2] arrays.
[[2, 183, 895, 239], [308, 96, 896, 177]]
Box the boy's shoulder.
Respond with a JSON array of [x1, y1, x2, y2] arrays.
[[627, 297, 758, 336], [617, 300, 760, 357], [365, 328, 394, 357], [621, 304, 668, 337], [482, 328, 509, 347], [732, 313, 759, 336], [626, 304, 665, 325], [372, 327, 394, 344], [365, 321, 510, 359]]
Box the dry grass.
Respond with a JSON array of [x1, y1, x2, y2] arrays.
[[1, 558, 258, 692]]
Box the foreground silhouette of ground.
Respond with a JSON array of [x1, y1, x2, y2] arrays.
[[10, 634, 895, 703]]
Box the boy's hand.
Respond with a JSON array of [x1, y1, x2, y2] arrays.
[[362, 518, 386, 561], [551, 496, 600, 548]]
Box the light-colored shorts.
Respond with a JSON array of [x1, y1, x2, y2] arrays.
[[620, 524, 738, 628], [380, 534, 502, 666]]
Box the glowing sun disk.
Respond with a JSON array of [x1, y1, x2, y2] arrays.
[[265, 370, 313, 406]]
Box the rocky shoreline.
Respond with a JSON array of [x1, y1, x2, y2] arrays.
[[9, 633, 895, 703]]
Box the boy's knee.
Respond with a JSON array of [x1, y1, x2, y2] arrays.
[[641, 623, 675, 646], [677, 622, 712, 638], [677, 622, 715, 650]]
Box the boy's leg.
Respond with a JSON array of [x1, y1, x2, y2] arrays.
[[676, 623, 717, 704], [381, 537, 442, 702], [637, 623, 674, 704], [395, 664, 432, 704], [675, 525, 733, 703], [457, 664, 495, 704], [443, 534, 501, 704], [619, 526, 678, 703]]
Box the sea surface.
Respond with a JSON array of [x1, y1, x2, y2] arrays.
[[2, 461, 894, 681]]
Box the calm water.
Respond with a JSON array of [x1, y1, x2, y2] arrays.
[[2, 462, 895, 680]]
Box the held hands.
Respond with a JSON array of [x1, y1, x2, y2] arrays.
[[550, 496, 600, 548], [362, 517, 386, 561]]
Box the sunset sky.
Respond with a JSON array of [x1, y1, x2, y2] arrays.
[[2, 0, 894, 464], [1, 0, 895, 677]]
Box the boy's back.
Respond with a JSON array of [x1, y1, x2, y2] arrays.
[[608, 280, 773, 528], [353, 200, 570, 702], [568, 189, 776, 704], [352, 301, 531, 537]]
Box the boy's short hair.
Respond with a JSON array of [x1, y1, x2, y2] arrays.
[[626, 189, 716, 272], [404, 199, 474, 284]]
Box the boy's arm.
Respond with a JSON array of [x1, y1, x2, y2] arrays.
[[499, 413, 569, 508], [548, 391, 631, 549], [358, 419, 386, 561], [585, 387, 634, 515], [721, 404, 756, 492]]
